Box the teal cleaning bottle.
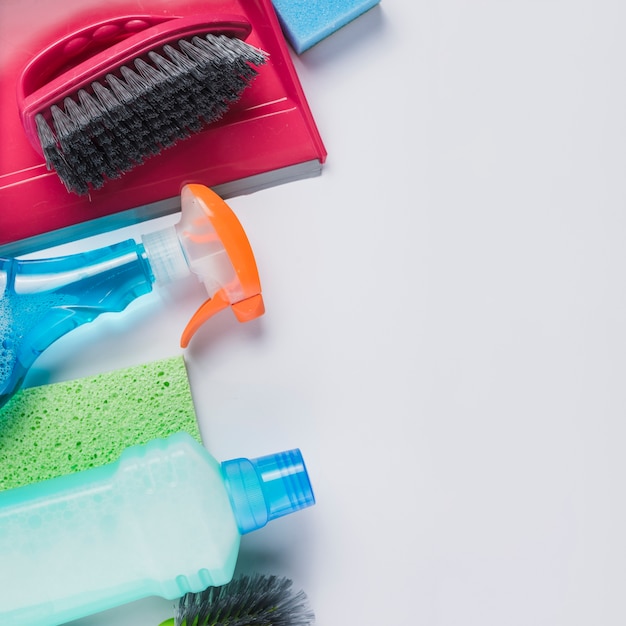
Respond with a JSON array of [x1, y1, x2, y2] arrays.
[[0, 431, 315, 626], [0, 184, 264, 409]]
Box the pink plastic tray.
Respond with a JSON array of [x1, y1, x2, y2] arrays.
[[0, 0, 326, 254]]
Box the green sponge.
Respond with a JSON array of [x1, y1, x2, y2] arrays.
[[0, 356, 201, 491]]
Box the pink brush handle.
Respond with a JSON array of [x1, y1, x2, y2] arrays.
[[18, 14, 252, 152]]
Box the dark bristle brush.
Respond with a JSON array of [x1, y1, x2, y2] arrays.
[[158, 574, 315, 626], [17, 15, 268, 196]]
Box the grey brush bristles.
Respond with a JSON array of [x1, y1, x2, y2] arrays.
[[35, 34, 267, 196], [168, 574, 315, 626]]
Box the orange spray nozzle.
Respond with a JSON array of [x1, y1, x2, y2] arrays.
[[142, 184, 264, 348]]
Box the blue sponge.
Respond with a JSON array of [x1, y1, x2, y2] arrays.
[[272, 0, 381, 54]]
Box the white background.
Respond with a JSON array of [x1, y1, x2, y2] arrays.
[[21, 0, 626, 624]]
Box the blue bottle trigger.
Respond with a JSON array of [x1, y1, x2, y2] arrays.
[[222, 449, 316, 534], [0, 185, 263, 410]]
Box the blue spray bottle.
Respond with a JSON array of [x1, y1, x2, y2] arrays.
[[0, 184, 264, 409]]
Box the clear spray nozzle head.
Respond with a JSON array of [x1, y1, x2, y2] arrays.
[[143, 184, 264, 347], [222, 449, 316, 535]]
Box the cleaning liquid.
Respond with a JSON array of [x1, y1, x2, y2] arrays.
[[0, 184, 264, 409], [0, 431, 315, 625]]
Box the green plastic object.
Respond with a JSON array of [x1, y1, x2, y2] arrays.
[[0, 432, 315, 625]]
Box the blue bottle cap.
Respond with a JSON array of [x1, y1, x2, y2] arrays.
[[222, 449, 315, 534]]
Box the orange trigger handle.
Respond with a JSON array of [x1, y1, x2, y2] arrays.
[[177, 184, 265, 347]]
